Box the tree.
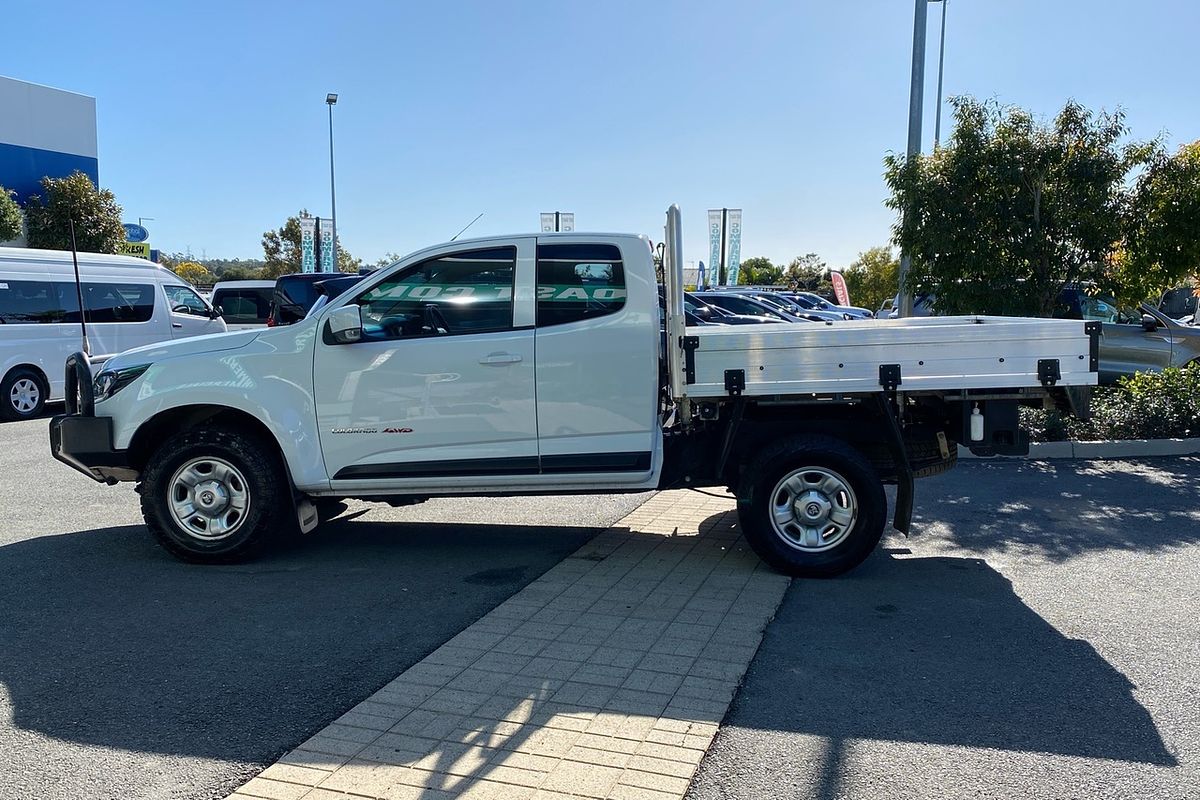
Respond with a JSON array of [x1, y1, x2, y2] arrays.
[[842, 247, 899, 313], [0, 186, 22, 242], [218, 265, 260, 281], [783, 253, 832, 293], [1118, 140, 1200, 305], [885, 97, 1151, 317], [23, 171, 125, 253], [261, 211, 360, 278], [736, 256, 783, 286], [172, 261, 215, 285], [373, 252, 404, 269]]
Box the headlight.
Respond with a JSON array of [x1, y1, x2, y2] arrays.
[[93, 364, 150, 403]]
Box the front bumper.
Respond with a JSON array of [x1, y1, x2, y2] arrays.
[[49, 414, 137, 484]]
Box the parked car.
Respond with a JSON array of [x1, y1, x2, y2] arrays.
[[269, 272, 345, 326], [786, 291, 874, 319], [693, 291, 813, 323], [745, 291, 845, 322], [1059, 299, 1200, 383], [0, 246, 224, 420], [886, 293, 936, 319], [210, 280, 274, 331], [1159, 285, 1198, 325], [660, 290, 784, 326], [305, 275, 370, 319]]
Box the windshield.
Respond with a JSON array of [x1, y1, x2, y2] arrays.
[[795, 292, 836, 311], [751, 294, 799, 314]]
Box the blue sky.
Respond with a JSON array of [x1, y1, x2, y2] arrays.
[[4, 0, 1198, 269]]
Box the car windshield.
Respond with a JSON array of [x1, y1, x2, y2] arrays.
[[752, 294, 798, 313]]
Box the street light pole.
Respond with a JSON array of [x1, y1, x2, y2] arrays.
[[934, 0, 948, 148], [896, 0, 929, 318], [326, 93, 338, 272]]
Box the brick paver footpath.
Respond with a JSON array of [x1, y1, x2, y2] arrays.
[[226, 490, 790, 800]]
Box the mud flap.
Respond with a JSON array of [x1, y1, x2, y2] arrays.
[[875, 394, 914, 535], [296, 498, 319, 534]]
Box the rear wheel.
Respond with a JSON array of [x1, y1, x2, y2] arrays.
[[139, 427, 289, 563], [737, 435, 886, 578], [2, 368, 48, 421]]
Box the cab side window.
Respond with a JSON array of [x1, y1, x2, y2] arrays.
[[356, 247, 515, 340], [165, 285, 210, 316], [536, 244, 626, 327]]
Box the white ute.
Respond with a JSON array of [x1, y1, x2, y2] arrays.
[[49, 207, 1099, 576]]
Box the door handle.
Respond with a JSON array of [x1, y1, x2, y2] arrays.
[[172, 322, 183, 328], [479, 352, 522, 365]]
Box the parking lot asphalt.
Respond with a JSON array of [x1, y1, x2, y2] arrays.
[[0, 416, 651, 800], [689, 457, 1200, 800]]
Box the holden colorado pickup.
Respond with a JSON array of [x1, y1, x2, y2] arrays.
[[49, 207, 1099, 577]]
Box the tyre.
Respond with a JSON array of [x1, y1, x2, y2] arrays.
[[907, 434, 958, 479], [138, 427, 289, 563], [736, 435, 887, 578], [2, 368, 48, 421]]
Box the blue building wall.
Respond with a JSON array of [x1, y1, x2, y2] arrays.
[[0, 142, 99, 203], [0, 76, 99, 207]]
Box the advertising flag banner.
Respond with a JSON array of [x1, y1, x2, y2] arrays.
[[708, 209, 722, 284], [299, 216, 316, 273], [830, 271, 850, 306], [726, 209, 742, 285], [318, 218, 335, 272], [697, 260, 707, 289]]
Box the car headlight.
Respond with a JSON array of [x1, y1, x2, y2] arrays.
[[93, 364, 150, 403]]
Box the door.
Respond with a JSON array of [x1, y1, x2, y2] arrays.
[[164, 283, 222, 338], [1099, 307, 1174, 381], [532, 239, 658, 479], [72, 280, 160, 356], [316, 240, 539, 486]]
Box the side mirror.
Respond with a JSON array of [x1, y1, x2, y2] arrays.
[[1141, 313, 1159, 332], [211, 305, 224, 319], [326, 304, 363, 344]]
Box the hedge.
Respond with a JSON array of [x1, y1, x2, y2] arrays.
[[1023, 367, 1200, 442]]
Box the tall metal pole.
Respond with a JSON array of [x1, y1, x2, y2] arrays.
[[934, 0, 948, 148], [896, 0, 929, 318], [327, 96, 338, 272], [719, 208, 729, 285]]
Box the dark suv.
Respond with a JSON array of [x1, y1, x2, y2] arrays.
[[268, 273, 343, 326]]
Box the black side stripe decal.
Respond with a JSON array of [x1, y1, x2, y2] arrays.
[[334, 452, 651, 481]]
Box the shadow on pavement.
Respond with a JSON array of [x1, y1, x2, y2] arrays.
[[690, 550, 1175, 800], [0, 516, 599, 764], [917, 457, 1200, 561]]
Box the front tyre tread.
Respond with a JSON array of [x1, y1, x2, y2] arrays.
[[139, 427, 287, 563]]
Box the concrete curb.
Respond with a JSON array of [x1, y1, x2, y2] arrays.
[[959, 438, 1200, 460]]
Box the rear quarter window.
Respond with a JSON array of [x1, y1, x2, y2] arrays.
[[536, 243, 626, 327]]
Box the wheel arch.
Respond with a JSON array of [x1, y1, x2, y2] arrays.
[[128, 404, 289, 478], [3, 363, 51, 392]]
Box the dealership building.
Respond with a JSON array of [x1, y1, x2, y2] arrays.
[[1, 75, 98, 212]]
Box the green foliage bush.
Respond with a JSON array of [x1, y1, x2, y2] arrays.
[[1023, 367, 1200, 441]]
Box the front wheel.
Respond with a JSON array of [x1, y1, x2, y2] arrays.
[[737, 435, 887, 578], [139, 427, 289, 563]]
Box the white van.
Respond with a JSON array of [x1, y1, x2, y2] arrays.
[[0, 247, 226, 420]]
